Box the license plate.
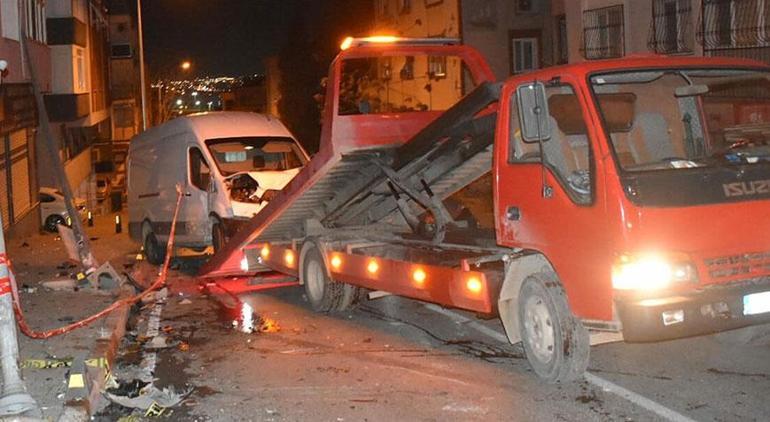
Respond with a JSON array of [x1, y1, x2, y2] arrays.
[[743, 291, 770, 316]]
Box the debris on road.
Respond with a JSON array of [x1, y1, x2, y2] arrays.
[[104, 381, 193, 412]]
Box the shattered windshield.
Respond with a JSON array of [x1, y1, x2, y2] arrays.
[[205, 136, 306, 176], [590, 69, 770, 172]]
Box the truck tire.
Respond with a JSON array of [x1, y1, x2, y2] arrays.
[[301, 244, 343, 313], [212, 220, 226, 254], [336, 284, 366, 312], [143, 223, 166, 266], [518, 273, 589, 383]]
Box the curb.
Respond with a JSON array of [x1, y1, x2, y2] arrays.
[[58, 283, 135, 422]]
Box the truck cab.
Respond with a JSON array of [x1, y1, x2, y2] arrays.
[[495, 56, 770, 343]]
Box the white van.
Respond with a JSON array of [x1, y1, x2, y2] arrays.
[[127, 112, 308, 264]]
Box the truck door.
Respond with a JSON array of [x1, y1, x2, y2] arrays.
[[181, 146, 213, 245], [495, 79, 614, 321]]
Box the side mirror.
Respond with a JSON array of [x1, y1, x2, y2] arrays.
[[516, 82, 552, 143]]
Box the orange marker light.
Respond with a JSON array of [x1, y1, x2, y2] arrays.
[[260, 245, 270, 259], [340, 37, 354, 50], [330, 255, 342, 270], [284, 250, 295, 267], [466, 277, 483, 294], [412, 269, 427, 285], [367, 260, 379, 274]]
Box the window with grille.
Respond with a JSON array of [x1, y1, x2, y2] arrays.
[[699, 0, 770, 49], [583, 5, 625, 59], [649, 0, 693, 54]]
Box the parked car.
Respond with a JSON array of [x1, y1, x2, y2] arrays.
[[39, 187, 88, 232], [127, 111, 308, 264], [95, 174, 112, 202]]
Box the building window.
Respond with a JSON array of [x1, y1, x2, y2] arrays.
[[400, 56, 415, 80], [515, 0, 533, 14], [75, 48, 87, 92], [24, 0, 46, 43], [649, 0, 693, 54], [699, 0, 769, 49], [511, 37, 539, 73], [556, 15, 568, 64], [111, 44, 132, 58], [583, 5, 625, 59], [428, 56, 447, 79], [189, 148, 211, 191], [398, 0, 411, 14]]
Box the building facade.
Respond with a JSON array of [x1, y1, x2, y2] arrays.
[[42, 0, 111, 210], [0, 0, 50, 236], [562, 0, 770, 65]]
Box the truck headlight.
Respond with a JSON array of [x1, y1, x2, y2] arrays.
[[612, 253, 697, 291]]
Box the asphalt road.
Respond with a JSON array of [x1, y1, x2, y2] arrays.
[[101, 278, 770, 422]]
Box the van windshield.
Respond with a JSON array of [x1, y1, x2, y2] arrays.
[[205, 136, 307, 176]]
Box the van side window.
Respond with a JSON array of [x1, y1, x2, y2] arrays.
[[510, 84, 592, 205], [189, 148, 211, 191]]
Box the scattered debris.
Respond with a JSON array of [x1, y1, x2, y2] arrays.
[[178, 342, 190, 352], [105, 381, 193, 412], [42, 278, 77, 291], [21, 241, 29, 247], [143, 335, 178, 350], [179, 298, 192, 305]]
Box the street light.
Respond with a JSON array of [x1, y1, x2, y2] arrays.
[[181, 61, 192, 71]]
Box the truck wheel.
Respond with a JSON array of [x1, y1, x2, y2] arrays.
[[44, 215, 66, 232], [336, 284, 366, 312], [212, 220, 226, 254], [518, 273, 589, 383], [143, 223, 166, 266], [301, 244, 343, 313]]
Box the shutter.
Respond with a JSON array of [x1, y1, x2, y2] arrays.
[[0, 135, 8, 229], [9, 130, 30, 222]]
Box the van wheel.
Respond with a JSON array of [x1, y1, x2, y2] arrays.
[[143, 223, 166, 266], [518, 273, 589, 383], [44, 215, 66, 232], [301, 243, 343, 313], [212, 220, 226, 254]]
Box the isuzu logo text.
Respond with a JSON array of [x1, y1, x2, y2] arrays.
[[723, 180, 770, 197]]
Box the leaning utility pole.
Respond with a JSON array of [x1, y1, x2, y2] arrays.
[[21, 20, 98, 273]]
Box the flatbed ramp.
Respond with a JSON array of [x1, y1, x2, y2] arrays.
[[200, 82, 501, 277]]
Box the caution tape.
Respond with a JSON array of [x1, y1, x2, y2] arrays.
[[21, 357, 109, 370], [145, 401, 170, 417]]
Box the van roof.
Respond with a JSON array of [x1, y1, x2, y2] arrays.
[[133, 112, 294, 143]]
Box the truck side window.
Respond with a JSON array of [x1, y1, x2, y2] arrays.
[[189, 148, 211, 191], [509, 85, 592, 205]]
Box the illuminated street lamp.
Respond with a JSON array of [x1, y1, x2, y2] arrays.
[[181, 61, 192, 71], [195, 100, 201, 106]]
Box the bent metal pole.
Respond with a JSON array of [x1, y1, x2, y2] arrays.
[[0, 218, 40, 417]]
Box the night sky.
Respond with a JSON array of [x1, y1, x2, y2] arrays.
[[141, 0, 318, 78]]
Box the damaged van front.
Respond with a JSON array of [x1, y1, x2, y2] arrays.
[[206, 136, 307, 242]]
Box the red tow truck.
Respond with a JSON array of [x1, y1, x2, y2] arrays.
[[199, 37, 770, 382]]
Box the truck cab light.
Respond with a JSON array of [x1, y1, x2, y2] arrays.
[[367, 260, 379, 274], [412, 269, 427, 286], [284, 250, 295, 267], [260, 245, 270, 259], [466, 277, 483, 294], [330, 255, 342, 270]]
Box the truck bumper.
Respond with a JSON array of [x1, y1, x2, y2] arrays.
[[617, 277, 770, 342]]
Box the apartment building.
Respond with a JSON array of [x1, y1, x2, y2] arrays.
[[562, 0, 769, 64], [42, 0, 111, 206], [0, 0, 50, 235]]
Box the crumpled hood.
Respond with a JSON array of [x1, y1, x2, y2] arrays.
[[247, 168, 301, 193], [230, 168, 301, 218]]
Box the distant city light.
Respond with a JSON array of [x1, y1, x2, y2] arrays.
[[181, 61, 191, 70], [195, 100, 201, 106], [176, 99, 183, 105], [192, 91, 198, 97]]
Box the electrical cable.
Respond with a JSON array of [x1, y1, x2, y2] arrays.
[[9, 188, 184, 339]]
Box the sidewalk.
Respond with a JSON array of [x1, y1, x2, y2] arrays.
[[7, 211, 137, 420]]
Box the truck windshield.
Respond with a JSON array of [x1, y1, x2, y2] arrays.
[[205, 136, 306, 176], [590, 69, 770, 172], [338, 54, 476, 115]]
